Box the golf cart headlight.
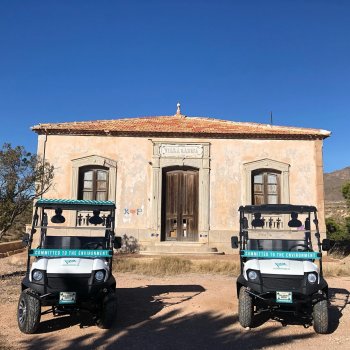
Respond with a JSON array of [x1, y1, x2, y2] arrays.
[[94, 270, 105, 282], [32, 270, 43, 281], [248, 270, 258, 281], [307, 273, 317, 284]]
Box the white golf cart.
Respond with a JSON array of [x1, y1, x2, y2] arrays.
[[231, 204, 331, 334], [18, 198, 121, 334]]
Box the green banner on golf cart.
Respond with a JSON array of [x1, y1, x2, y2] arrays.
[[29, 249, 112, 258], [241, 250, 320, 260]]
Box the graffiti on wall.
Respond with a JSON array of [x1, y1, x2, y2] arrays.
[[124, 208, 143, 216]]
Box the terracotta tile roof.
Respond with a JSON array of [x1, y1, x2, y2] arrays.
[[31, 114, 331, 139]]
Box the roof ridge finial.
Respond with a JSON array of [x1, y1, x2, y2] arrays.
[[176, 102, 181, 116]]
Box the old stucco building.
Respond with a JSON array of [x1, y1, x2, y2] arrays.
[[32, 106, 330, 253]]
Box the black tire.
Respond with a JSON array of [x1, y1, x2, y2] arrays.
[[17, 289, 41, 334], [238, 286, 254, 328], [96, 291, 117, 329], [313, 299, 329, 334]]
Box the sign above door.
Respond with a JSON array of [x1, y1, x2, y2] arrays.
[[160, 144, 203, 158]]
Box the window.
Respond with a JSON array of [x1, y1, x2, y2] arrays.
[[79, 167, 109, 201], [252, 170, 280, 205], [244, 159, 289, 205]]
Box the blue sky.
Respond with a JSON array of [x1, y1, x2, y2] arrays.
[[0, 0, 349, 173]]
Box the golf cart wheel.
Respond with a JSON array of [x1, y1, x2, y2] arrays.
[[313, 299, 329, 334], [96, 291, 117, 329], [238, 286, 254, 328], [17, 289, 41, 334]]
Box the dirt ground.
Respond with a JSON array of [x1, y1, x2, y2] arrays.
[[1, 256, 350, 350]]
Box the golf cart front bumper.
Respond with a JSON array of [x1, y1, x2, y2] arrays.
[[21, 273, 116, 306], [237, 274, 328, 308], [245, 288, 327, 309]]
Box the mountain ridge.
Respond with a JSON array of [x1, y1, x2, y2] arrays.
[[324, 166, 350, 219], [324, 166, 350, 202]]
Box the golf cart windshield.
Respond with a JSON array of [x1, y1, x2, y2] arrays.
[[238, 204, 320, 259], [246, 238, 312, 252], [29, 199, 116, 258]]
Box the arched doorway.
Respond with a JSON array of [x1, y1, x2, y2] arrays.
[[161, 167, 199, 241]]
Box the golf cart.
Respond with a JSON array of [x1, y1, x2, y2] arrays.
[[231, 204, 331, 334], [18, 198, 121, 334]]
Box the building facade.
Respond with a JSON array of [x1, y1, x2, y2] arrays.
[[32, 107, 330, 253]]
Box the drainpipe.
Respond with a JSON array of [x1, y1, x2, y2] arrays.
[[40, 130, 48, 199]]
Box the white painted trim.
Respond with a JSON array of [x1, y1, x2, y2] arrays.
[[71, 155, 117, 202], [243, 158, 290, 205], [151, 142, 211, 242]]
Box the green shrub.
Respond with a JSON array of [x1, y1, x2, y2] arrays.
[[326, 218, 349, 241]]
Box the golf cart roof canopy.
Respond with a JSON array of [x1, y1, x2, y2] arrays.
[[36, 198, 116, 211], [239, 204, 317, 214]]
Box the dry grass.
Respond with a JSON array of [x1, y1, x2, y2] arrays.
[[192, 260, 240, 275], [114, 256, 192, 276], [323, 261, 350, 277], [114, 255, 350, 277], [113, 256, 240, 276]]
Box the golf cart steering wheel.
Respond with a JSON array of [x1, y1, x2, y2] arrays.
[[288, 244, 312, 252], [83, 242, 104, 250]]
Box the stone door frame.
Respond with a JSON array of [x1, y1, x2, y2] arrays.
[[151, 141, 210, 242]]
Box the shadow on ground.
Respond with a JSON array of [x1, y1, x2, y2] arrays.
[[328, 287, 350, 333], [34, 284, 206, 334], [17, 282, 340, 350]]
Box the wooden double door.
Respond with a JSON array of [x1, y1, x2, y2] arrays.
[[162, 168, 199, 242]]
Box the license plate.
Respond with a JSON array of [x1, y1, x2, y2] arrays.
[[276, 291, 292, 303], [59, 292, 76, 304]]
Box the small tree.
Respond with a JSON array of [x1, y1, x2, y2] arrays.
[[345, 217, 350, 235], [325, 218, 348, 241], [342, 181, 350, 208], [0, 143, 54, 240]]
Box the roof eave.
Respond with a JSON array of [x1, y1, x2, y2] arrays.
[[31, 128, 330, 140]]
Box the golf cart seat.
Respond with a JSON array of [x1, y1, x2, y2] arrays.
[[251, 213, 265, 228], [42, 236, 107, 250], [288, 212, 303, 228]]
